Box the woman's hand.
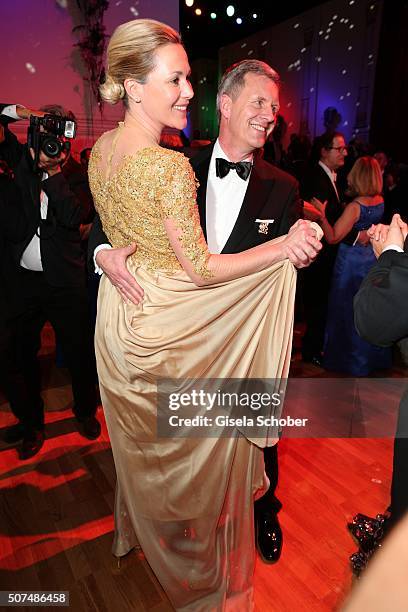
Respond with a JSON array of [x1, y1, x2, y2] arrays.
[[310, 197, 328, 217], [283, 220, 323, 268], [303, 200, 324, 222]]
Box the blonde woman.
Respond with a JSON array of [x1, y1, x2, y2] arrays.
[[89, 19, 321, 610]]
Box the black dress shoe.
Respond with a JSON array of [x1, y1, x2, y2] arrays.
[[77, 415, 101, 440], [3, 423, 26, 444], [18, 430, 45, 460], [255, 510, 283, 563]]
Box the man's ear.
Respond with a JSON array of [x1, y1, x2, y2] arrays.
[[219, 93, 233, 120]]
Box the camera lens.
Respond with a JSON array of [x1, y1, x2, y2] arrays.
[[41, 135, 62, 158]]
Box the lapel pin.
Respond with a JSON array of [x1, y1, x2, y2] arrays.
[[256, 219, 274, 235]]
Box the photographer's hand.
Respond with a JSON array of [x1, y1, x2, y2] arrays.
[[15, 106, 45, 120]]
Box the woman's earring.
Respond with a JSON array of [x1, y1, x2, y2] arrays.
[[134, 97, 141, 103]]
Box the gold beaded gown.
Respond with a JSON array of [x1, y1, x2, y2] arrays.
[[89, 128, 296, 611]]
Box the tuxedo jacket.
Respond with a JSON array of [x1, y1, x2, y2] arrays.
[[300, 163, 358, 277], [88, 143, 302, 261], [354, 247, 408, 347], [0, 104, 91, 287]]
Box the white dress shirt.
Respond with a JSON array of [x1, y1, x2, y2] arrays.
[[206, 139, 253, 254], [318, 160, 339, 201]]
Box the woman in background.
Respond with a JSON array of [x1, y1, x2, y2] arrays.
[[312, 156, 392, 376]]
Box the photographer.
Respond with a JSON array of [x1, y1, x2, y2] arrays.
[[0, 103, 99, 460]]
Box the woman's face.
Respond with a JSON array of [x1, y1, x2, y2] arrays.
[[139, 43, 193, 131]]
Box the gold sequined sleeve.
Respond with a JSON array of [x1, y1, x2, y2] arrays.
[[159, 152, 213, 279]]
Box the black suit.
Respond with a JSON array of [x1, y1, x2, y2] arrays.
[[300, 163, 358, 359], [0, 107, 97, 432], [89, 142, 302, 514], [354, 247, 408, 526]]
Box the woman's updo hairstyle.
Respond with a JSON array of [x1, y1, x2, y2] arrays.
[[100, 19, 181, 105]]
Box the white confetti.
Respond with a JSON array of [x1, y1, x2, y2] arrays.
[[343, 120, 348, 125], [293, 23, 300, 29], [241, 42, 247, 48], [25, 62, 36, 73], [261, 40, 268, 46], [315, 56, 322, 62], [371, 478, 382, 484], [346, 91, 351, 96], [310, 87, 314, 92], [130, 6, 139, 16], [288, 121, 294, 127], [342, 69, 347, 74], [301, 47, 307, 53], [247, 50, 253, 55], [286, 101, 292, 107], [348, 45, 353, 51]]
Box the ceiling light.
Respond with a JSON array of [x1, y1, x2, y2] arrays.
[[185, 0, 194, 6], [226, 5, 235, 17]]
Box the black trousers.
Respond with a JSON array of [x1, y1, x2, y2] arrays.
[[0, 300, 31, 416], [254, 444, 281, 514], [301, 247, 337, 359], [390, 390, 408, 526], [7, 268, 97, 432]]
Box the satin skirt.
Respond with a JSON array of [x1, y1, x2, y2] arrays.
[[95, 258, 296, 611]]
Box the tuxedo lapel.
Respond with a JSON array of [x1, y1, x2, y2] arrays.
[[191, 144, 213, 242], [222, 158, 275, 253]]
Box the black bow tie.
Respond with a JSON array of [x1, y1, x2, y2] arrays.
[[215, 158, 252, 181]]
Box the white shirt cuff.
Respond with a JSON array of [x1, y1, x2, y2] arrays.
[[383, 244, 404, 254], [1, 105, 23, 119], [94, 243, 112, 275]]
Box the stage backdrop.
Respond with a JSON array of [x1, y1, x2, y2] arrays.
[[0, 0, 178, 153], [194, 0, 383, 146]]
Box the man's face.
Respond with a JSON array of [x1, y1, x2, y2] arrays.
[[321, 135, 348, 170], [221, 73, 280, 156]]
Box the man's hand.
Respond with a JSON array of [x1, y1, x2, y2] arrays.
[[284, 219, 323, 268], [95, 244, 144, 304], [370, 214, 406, 258], [15, 106, 45, 120]]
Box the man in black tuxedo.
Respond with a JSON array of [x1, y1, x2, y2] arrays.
[[0, 103, 99, 460], [354, 214, 408, 530], [300, 131, 366, 365], [88, 60, 320, 563]]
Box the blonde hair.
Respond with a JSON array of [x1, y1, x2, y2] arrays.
[[100, 19, 181, 105], [347, 156, 383, 197]]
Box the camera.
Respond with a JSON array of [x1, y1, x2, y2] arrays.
[[27, 114, 76, 170]]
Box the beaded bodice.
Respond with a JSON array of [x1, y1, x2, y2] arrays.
[[88, 127, 210, 277]]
